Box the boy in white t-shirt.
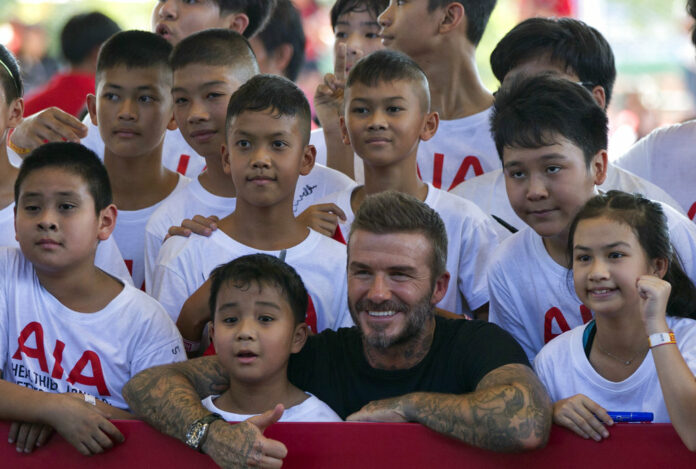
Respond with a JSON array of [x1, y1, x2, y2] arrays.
[[152, 75, 352, 354], [1, 143, 184, 455], [201, 254, 340, 422], [319, 50, 499, 319], [487, 74, 696, 362], [86, 31, 191, 290]]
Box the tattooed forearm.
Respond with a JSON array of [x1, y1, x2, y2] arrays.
[[403, 364, 552, 452], [123, 356, 230, 441]]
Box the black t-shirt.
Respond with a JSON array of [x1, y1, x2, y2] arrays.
[[288, 316, 530, 419]]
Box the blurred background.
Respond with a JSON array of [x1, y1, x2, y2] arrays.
[[1, 0, 694, 158]]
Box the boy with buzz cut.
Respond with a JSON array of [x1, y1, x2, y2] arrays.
[[487, 74, 696, 362], [452, 17, 682, 233], [152, 74, 353, 351], [144, 29, 354, 289], [203, 253, 341, 422], [318, 49, 500, 319], [87, 30, 191, 290], [0, 142, 184, 455]]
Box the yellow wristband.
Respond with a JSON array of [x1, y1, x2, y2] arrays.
[[8, 138, 31, 156]]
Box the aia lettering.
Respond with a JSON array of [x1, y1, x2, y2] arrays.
[[428, 153, 484, 190], [543, 305, 593, 343]]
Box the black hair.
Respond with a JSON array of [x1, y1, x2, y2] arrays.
[[330, 0, 388, 29], [427, 0, 497, 46], [96, 30, 172, 82], [60, 12, 121, 67], [567, 191, 696, 319], [689, 0, 696, 48], [215, 0, 277, 38], [255, 0, 306, 81], [0, 43, 23, 103], [208, 253, 308, 324], [350, 190, 448, 280], [225, 74, 311, 144], [490, 17, 616, 107], [15, 142, 112, 214], [171, 28, 259, 83], [491, 73, 608, 165], [346, 49, 430, 110]]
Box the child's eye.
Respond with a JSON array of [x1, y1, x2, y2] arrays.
[[366, 32, 379, 39], [23, 205, 40, 213], [272, 140, 288, 149], [206, 92, 224, 100], [58, 203, 76, 211], [258, 315, 274, 323], [222, 316, 238, 324], [575, 254, 590, 262], [351, 106, 369, 115], [103, 92, 119, 101], [608, 252, 625, 259], [174, 97, 189, 106], [236, 139, 251, 149], [386, 106, 403, 113], [507, 170, 525, 179], [546, 166, 561, 175], [335, 31, 347, 40], [139, 95, 157, 104]]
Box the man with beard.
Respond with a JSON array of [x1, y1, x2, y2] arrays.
[[123, 191, 551, 467]]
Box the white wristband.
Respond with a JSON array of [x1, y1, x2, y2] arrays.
[[649, 331, 676, 348], [84, 394, 97, 406]]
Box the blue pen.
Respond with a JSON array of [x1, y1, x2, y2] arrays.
[[607, 411, 653, 423]]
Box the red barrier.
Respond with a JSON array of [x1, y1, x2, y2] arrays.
[[1, 420, 694, 468]]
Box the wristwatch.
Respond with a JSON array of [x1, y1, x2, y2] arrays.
[[185, 413, 223, 452]]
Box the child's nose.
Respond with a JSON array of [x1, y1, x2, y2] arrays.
[[526, 174, 548, 200], [367, 110, 387, 130], [187, 99, 208, 123], [118, 99, 137, 120], [158, 0, 177, 19], [37, 210, 58, 231], [378, 4, 393, 28]]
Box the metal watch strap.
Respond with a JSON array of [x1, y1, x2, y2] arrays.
[[185, 413, 223, 452]]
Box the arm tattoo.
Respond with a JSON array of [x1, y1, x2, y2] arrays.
[[404, 364, 552, 451], [123, 356, 230, 441]]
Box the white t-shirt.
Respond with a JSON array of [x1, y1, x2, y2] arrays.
[[0, 202, 133, 285], [112, 175, 190, 290], [416, 107, 501, 192], [533, 316, 696, 423], [488, 204, 696, 362], [202, 393, 342, 422], [151, 229, 352, 332], [81, 119, 207, 178], [143, 178, 237, 293], [317, 183, 499, 315], [451, 164, 685, 238], [615, 120, 696, 220], [0, 247, 185, 410]]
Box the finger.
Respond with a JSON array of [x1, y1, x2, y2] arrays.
[[8, 421, 19, 443], [24, 424, 44, 452], [315, 83, 333, 101], [248, 404, 284, 432], [335, 43, 347, 82], [83, 435, 105, 455], [167, 225, 192, 238], [36, 425, 54, 447], [52, 110, 88, 135], [256, 454, 285, 469], [325, 203, 346, 221], [91, 429, 115, 450], [559, 415, 591, 439], [572, 409, 607, 441], [99, 420, 125, 443], [259, 438, 288, 460], [15, 423, 30, 452]]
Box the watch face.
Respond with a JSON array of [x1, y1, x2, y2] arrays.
[[186, 422, 206, 448]]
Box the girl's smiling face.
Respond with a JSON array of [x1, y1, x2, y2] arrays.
[[572, 216, 662, 318]]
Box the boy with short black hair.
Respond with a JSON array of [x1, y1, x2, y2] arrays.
[[453, 17, 682, 232], [318, 49, 499, 318], [144, 29, 354, 289], [250, 0, 305, 82], [1, 142, 184, 455], [152, 74, 352, 350], [487, 74, 696, 362], [87, 30, 190, 290], [203, 253, 341, 421]]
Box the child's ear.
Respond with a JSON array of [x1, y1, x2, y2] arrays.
[[419, 111, 439, 142], [339, 116, 352, 146], [221, 144, 231, 175], [166, 112, 178, 131], [87, 94, 98, 126], [590, 150, 608, 186], [591, 85, 607, 110], [651, 257, 669, 279], [225, 13, 250, 35], [439, 2, 465, 34], [291, 322, 308, 353], [270, 44, 294, 76], [299, 144, 316, 176], [97, 204, 118, 241], [7, 98, 24, 128]]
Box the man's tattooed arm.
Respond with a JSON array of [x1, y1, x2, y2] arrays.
[[122, 357, 288, 467], [347, 364, 552, 452]]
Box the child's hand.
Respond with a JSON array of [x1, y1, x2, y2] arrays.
[[637, 275, 671, 333], [166, 214, 220, 240], [8, 421, 53, 453], [10, 107, 87, 151], [45, 393, 124, 456], [296, 203, 347, 237], [553, 394, 613, 441], [314, 43, 355, 129]]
